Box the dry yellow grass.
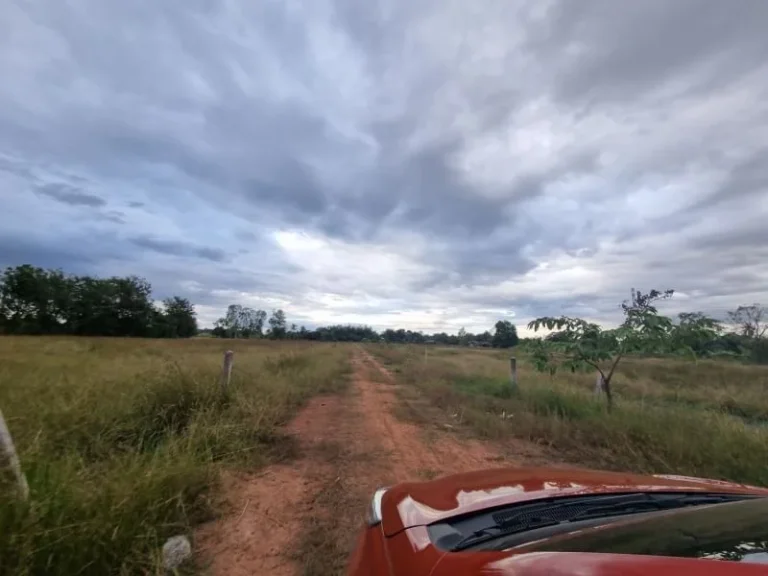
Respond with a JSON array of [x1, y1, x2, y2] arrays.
[[0, 336, 350, 576]]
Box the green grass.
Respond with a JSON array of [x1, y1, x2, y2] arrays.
[[0, 336, 350, 576], [365, 344, 768, 487]]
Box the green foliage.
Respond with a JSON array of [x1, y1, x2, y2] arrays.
[[669, 312, 722, 359], [452, 376, 514, 399], [268, 309, 288, 339], [750, 338, 768, 365], [492, 320, 519, 348], [158, 297, 198, 338], [527, 288, 675, 408], [0, 265, 197, 338], [309, 324, 379, 342], [212, 304, 267, 338]]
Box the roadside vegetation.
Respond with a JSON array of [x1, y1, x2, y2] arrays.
[[0, 336, 349, 576], [367, 343, 768, 488]]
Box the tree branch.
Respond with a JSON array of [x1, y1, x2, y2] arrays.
[[605, 347, 625, 383], [579, 356, 606, 380]]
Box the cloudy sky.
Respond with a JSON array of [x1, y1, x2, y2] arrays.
[[2, 1, 767, 334]]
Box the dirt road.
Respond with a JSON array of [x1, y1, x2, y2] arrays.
[[197, 348, 532, 575]]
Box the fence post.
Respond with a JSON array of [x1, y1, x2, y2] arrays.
[[595, 372, 606, 396], [221, 350, 234, 394], [0, 407, 29, 500], [509, 357, 518, 390]]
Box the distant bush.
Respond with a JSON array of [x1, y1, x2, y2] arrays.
[[749, 338, 768, 365]]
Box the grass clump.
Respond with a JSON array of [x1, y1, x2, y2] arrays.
[[0, 337, 350, 576]]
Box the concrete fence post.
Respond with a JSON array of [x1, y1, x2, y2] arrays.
[[0, 407, 29, 500], [595, 372, 606, 396], [221, 350, 234, 394], [509, 357, 518, 390]]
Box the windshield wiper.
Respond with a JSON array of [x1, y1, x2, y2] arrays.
[[450, 518, 560, 551], [449, 493, 753, 552], [568, 494, 740, 521]]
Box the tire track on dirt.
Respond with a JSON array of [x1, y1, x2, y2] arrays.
[[353, 348, 508, 478], [197, 349, 520, 575]]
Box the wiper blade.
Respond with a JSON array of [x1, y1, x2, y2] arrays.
[[448, 493, 754, 552], [451, 518, 559, 551], [569, 494, 739, 522]]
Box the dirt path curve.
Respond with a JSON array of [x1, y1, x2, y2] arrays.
[[197, 348, 525, 575]]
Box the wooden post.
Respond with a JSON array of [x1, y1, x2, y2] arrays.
[[221, 350, 234, 393], [509, 357, 518, 390], [0, 407, 29, 500]]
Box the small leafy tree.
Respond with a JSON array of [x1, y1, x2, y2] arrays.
[[527, 289, 674, 410]]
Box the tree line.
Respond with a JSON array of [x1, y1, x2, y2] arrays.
[[0, 265, 198, 338], [0, 265, 520, 347], [3, 266, 764, 365], [208, 303, 520, 348]]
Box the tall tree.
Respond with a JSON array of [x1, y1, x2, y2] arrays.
[[162, 297, 198, 338], [492, 320, 519, 348], [728, 304, 766, 339], [0, 265, 71, 334], [671, 312, 722, 359], [212, 305, 267, 338], [0, 265, 196, 338], [268, 309, 287, 339]]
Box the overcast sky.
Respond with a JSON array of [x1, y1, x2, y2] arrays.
[[2, 1, 767, 334]]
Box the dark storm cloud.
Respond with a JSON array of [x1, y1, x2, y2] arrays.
[[0, 231, 135, 273], [538, 1, 768, 104], [35, 183, 106, 208], [1, 0, 767, 331], [690, 152, 768, 213], [0, 236, 101, 272], [130, 236, 228, 263]]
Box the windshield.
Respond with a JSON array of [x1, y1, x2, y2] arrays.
[[427, 492, 763, 555], [519, 494, 768, 563]]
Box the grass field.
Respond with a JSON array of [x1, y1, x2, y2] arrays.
[[366, 344, 768, 487], [5, 337, 768, 575], [0, 336, 350, 576]]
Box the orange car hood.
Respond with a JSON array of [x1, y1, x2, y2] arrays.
[[381, 466, 766, 536]]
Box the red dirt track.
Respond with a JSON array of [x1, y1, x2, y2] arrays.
[[197, 349, 529, 575]]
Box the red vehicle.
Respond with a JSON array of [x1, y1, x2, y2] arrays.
[[348, 466, 768, 575]]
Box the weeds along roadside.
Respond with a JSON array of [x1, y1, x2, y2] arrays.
[[365, 344, 768, 488], [0, 336, 351, 576]]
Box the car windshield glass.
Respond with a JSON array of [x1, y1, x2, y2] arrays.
[[521, 495, 768, 563], [427, 492, 762, 553]]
